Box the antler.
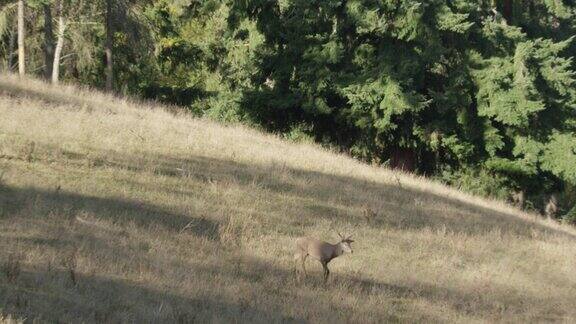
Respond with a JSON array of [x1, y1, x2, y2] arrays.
[[345, 232, 354, 242]]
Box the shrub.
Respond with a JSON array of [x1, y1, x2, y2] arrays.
[[283, 123, 315, 144], [562, 205, 576, 225], [439, 167, 511, 201]]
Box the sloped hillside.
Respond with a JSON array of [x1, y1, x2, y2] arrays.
[[1, 75, 575, 323]]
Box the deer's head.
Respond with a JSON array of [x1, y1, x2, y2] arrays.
[[338, 232, 354, 254]]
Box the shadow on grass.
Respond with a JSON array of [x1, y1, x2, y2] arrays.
[[0, 254, 444, 323], [5, 143, 575, 240], [0, 79, 118, 113], [5, 145, 576, 247], [0, 250, 565, 323], [0, 183, 219, 239], [0, 179, 568, 322], [0, 268, 306, 323], [217, 255, 566, 322], [171, 253, 562, 322], [84, 151, 575, 241]]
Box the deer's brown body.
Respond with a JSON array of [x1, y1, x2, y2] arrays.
[[294, 234, 354, 283]]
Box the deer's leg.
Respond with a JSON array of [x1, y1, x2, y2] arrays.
[[321, 261, 330, 283], [294, 252, 307, 278]]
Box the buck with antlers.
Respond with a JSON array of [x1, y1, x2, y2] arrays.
[[294, 232, 354, 283]]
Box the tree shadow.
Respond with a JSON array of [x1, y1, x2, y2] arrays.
[[0, 254, 440, 323], [0, 79, 117, 113], [2, 157, 573, 322], [0, 268, 306, 323], [89, 151, 576, 241], [334, 274, 566, 321], [0, 183, 219, 240], [186, 254, 567, 322], [4, 142, 576, 242], [0, 248, 569, 323]]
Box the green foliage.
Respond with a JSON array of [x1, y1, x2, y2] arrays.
[[0, 2, 16, 38], [541, 133, 576, 184], [436, 7, 473, 34], [283, 123, 315, 144], [439, 167, 512, 201], [563, 206, 576, 224]]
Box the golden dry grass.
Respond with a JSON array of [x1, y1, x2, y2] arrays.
[[1, 74, 576, 323]]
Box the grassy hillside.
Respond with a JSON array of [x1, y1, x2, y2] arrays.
[[1, 74, 576, 323]]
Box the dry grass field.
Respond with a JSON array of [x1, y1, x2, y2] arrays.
[[1, 74, 576, 323]]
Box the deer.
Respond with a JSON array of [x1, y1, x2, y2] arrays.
[[294, 232, 354, 283], [511, 190, 525, 209], [545, 195, 558, 219]]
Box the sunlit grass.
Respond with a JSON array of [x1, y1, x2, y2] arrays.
[[1, 74, 576, 322]]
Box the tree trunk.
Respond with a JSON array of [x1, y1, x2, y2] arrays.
[[7, 25, 16, 72], [17, 0, 25, 76], [43, 4, 54, 80], [492, 0, 513, 22], [502, 0, 513, 22], [105, 0, 113, 91], [389, 148, 416, 172], [52, 1, 66, 84]]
